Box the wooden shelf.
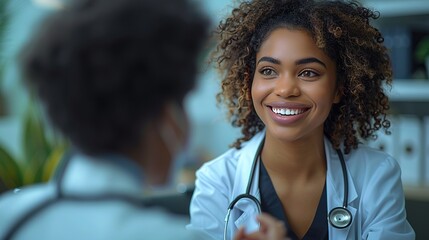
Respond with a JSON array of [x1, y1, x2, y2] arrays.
[[404, 185, 429, 201]]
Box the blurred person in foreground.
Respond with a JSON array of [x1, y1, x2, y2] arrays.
[[0, 0, 208, 239]]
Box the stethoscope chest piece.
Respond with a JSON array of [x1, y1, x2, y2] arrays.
[[328, 207, 352, 228]]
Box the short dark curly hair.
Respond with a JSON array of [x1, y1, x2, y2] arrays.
[[214, 0, 392, 153], [21, 0, 208, 155]]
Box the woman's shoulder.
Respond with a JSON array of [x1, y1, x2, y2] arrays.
[[346, 144, 400, 174], [196, 145, 243, 178], [349, 144, 397, 161], [196, 131, 265, 180]]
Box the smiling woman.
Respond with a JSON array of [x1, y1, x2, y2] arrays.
[[188, 0, 416, 240]]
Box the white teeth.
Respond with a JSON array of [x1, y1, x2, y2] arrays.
[[272, 107, 305, 116]]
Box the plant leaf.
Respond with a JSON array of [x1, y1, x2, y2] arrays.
[[23, 110, 51, 169], [0, 144, 22, 189], [22, 164, 37, 186], [41, 145, 67, 182]]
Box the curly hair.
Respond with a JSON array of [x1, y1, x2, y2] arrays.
[[214, 0, 392, 153], [20, 0, 208, 155]]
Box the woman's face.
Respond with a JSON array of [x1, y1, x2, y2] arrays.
[[251, 28, 340, 143]]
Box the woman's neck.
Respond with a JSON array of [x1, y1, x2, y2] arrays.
[[261, 131, 327, 183]]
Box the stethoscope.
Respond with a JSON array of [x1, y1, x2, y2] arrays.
[[223, 138, 352, 240]]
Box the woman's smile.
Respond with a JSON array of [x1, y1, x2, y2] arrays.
[[271, 107, 306, 116], [266, 102, 311, 125]]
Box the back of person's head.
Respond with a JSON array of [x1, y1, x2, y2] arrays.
[[20, 0, 208, 155]]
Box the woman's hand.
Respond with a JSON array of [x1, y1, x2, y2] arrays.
[[233, 213, 290, 240]]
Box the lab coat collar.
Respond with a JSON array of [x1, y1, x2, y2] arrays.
[[59, 153, 144, 198], [325, 138, 358, 239]]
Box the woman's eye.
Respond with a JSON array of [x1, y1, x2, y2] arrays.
[[260, 68, 276, 76], [299, 70, 319, 78]]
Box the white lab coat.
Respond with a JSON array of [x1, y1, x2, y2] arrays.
[[188, 131, 415, 240], [0, 153, 197, 240]]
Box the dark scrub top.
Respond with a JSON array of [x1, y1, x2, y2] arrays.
[[259, 160, 329, 240]]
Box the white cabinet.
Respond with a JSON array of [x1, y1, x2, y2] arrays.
[[363, 0, 429, 201]]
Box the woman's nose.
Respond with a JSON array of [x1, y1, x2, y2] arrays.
[[274, 74, 300, 98]]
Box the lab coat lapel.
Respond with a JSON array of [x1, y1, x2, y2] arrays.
[[325, 138, 358, 239], [231, 131, 265, 233]]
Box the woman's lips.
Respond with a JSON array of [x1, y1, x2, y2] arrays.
[[265, 102, 311, 125]]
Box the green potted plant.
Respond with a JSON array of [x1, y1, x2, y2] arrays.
[[0, 107, 67, 193], [415, 36, 429, 79], [0, 0, 68, 194]]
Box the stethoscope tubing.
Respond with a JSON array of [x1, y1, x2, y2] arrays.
[[336, 148, 349, 208]]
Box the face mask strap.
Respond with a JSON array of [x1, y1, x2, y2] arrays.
[[155, 103, 190, 188], [168, 102, 188, 134], [159, 121, 181, 159], [158, 102, 187, 159]]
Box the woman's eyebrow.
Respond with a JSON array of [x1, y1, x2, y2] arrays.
[[257, 56, 281, 65], [257, 56, 327, 69], [295, 57, 326, 68]]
